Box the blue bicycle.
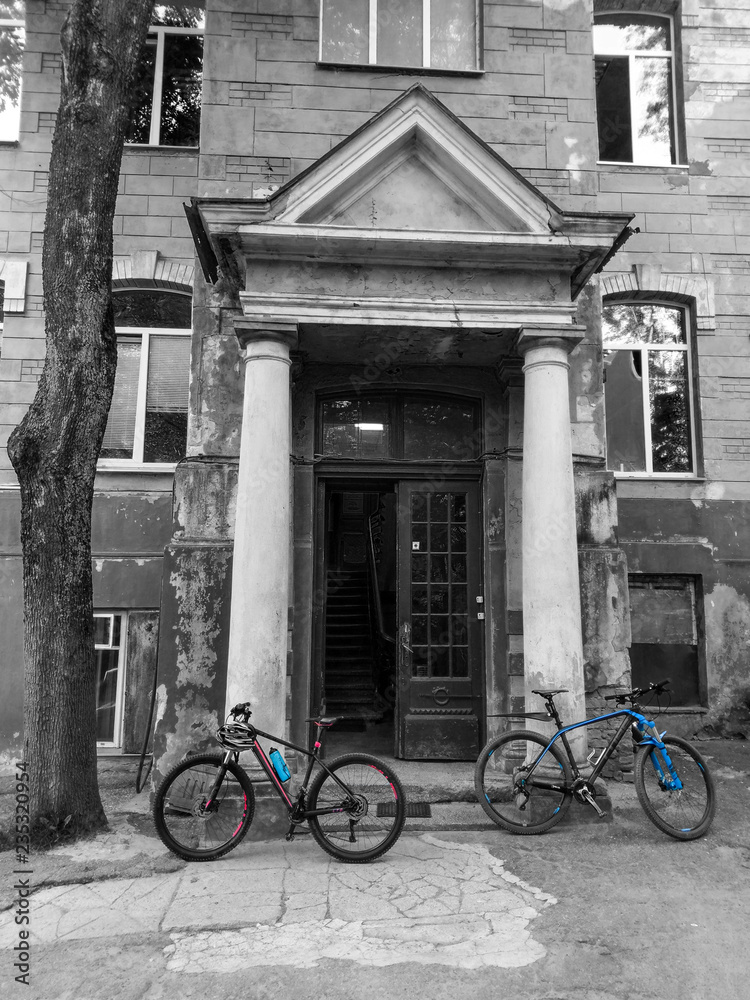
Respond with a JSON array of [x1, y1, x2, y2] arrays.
[[474, 680, 716, 840]]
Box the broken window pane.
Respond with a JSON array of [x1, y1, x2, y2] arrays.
[[603, 350, 647, 472], [603, 304, 693, 475]]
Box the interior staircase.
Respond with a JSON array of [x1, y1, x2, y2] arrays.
[[324, 568, 380, 719]]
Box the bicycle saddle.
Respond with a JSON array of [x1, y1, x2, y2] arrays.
[[531, 688, 568, 697], [305, 716, 341, 727]]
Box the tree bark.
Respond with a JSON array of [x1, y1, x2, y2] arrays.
[[7, 0, 153, 843]]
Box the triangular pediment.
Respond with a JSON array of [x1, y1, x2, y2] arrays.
[[269, 85, 560, 236]]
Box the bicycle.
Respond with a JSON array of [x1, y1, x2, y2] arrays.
[[474, 680, 716, 840], [153, 702, 406, 864]]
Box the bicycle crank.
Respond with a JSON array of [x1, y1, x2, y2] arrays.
[[572, 779, 605, 818]]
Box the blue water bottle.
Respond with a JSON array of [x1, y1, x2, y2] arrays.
[[269, 747, 291, 783]]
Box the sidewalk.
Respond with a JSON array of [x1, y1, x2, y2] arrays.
[[0, 736, 747, 999], [2, 734, 745, 890]]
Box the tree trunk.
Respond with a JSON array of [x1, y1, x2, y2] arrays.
[[7, 0, 153, 843]]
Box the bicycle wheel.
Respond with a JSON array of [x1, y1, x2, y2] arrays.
[[307, 753, 406, 863], [153, 754, 255, 861], [634, 735, 716, 841], [475, 730, 573, 834]]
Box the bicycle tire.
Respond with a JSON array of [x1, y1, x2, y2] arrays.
[[307, 753, 406, 863], [475, 729, 573, 834], [634, 735, 716, 841], [153, 753, 256, 861]]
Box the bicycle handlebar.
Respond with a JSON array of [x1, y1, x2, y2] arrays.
[[603, 679, 671, 705], [230, 702, 253, 720]]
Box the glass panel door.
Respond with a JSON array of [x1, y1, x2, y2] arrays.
[[397, 481, 482, 758]]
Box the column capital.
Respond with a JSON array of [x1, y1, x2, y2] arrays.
[[495, 357, 524, 389], [516, 324, 586, 357], [234, 319, 299, 353]]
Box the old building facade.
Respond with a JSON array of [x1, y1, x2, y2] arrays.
[[1, 0, 749, 769]]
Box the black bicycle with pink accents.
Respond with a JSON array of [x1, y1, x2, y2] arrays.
[[153, 702, 406, 864]]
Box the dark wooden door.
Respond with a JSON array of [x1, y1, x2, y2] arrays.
[[397, 481, 483, 759]]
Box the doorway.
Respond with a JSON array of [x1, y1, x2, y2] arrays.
[[318, 478, 483, 759]]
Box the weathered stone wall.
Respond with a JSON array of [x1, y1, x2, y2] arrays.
[[3, 0, 750, 753]]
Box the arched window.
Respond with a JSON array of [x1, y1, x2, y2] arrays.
[[594, 12, 679, 165], [100, 289, 192, 466], [602, 301, 696, 476]]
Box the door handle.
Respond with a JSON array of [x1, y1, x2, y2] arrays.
[[401, 641, 413, 654]]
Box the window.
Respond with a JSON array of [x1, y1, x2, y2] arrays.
[[603, 302, 695, 476], [320, 0, 480, 71], [127, 5, 204, 147], [319, 392, 480, 460], [594, 13, 677, 165], [628, 576, 703, 707], [95, 613, 125, 745], [0, 2, 24, 142], [100, 290, 192, 467]]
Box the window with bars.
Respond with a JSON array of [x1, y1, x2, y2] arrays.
[[100, 290, 192, 467], [594, 12, 679, 165], [126, 5, 204, 148], [602, 302, 696, 476], [0, 2, 24, 143], [320, 0, 480, 71]]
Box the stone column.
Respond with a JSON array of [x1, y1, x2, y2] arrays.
[[518, 326, 586, 758], [225, 321, 298, 738]]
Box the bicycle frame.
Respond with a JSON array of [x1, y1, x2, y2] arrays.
[[515, 709, 683, 792], [212, 725, 356, 821]]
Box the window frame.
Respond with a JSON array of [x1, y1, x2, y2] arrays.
[[317, 388, 483, 462], [94, 612, 127, 748], [602, 299, 698, 479], [318, 0, 482, 73], [627, 573, 706, 709], [98, 325, 192, 472], [126, 19, 204, 148], [0, 7, 25, 144], [593, 11, 682, 167]]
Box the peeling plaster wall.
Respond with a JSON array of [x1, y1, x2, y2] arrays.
[[151, 544, 232, 787], [0, 488, 173, 755], [620, 498, 750, 736]]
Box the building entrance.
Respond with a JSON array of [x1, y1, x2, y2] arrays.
[[320, 479, 483, 760]]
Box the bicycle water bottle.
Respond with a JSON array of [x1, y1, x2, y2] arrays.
[[269, 747, 291, 783]]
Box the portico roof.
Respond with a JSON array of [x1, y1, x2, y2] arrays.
[[193, 85, 634, 321]]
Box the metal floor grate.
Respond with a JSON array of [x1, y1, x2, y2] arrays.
[[377, 801, 431, 818]]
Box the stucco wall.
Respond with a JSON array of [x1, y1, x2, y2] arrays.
[[2, 0, 750, 753]]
